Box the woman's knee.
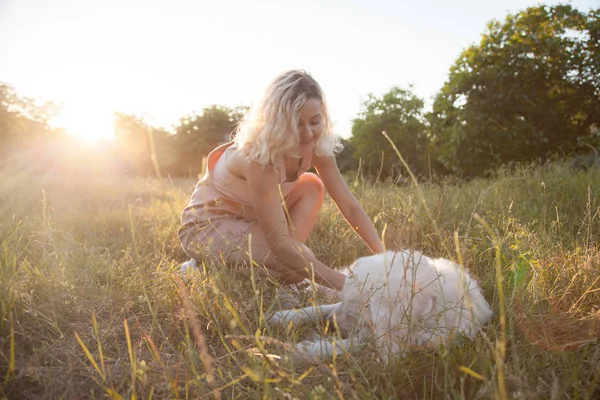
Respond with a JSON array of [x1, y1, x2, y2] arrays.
[[297, 172, 325, 200]]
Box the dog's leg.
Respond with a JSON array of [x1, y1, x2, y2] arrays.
[[296, 337, 362, 359], [269, 303, 342, 326]]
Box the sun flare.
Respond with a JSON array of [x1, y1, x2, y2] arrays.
[[51, 105, 115, 142]]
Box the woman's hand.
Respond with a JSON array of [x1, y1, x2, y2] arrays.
[[240, 204, 257, 221]]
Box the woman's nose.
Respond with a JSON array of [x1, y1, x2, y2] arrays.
[[300, 123, 313, 141]]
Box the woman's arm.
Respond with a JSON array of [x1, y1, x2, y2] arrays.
[[314, 155, 385, 254], [244, 161, 346, 290]]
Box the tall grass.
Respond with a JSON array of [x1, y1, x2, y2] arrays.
[[1, 155, 599, 399]]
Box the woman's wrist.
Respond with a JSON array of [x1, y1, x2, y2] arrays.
[[372, 240, 385, 254], [330, 270, 347, 291]]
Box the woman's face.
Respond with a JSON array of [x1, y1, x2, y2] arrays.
[[297, 98, 324, 147]]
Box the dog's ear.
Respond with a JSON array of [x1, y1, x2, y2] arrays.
[[367, 283, 438, 362], [367, 300, 395, 363], [367, 295, 408, 363], [410, 282, 438, 318], [463, 286, 493, 333]]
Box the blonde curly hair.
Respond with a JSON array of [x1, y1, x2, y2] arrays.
[[234, 70, 342, 167]]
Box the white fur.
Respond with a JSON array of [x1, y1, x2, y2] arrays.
[[269, 250, 493, 362]]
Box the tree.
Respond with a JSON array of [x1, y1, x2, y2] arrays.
[[113, 113, 176, 177], [350, 87, 431, 180], [173, 105, 246, 177], [430, 5, 600, 176], [335, 137, 359, 176], [0, 82, 59, 149]]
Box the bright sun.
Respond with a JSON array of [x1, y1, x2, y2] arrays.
[[51, 105, 115, 142]]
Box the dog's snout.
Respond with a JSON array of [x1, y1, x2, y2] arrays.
[[323, 310, 337, 332], [323, 309, 354, 338]]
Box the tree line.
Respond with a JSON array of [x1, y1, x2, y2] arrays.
[[2, 5, 598, 180]]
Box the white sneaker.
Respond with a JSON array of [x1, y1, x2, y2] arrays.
[[179, 259, 198, 275], [299, 279, 342, 300]]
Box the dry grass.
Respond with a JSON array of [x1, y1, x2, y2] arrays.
[[1, 150, 599, 399]]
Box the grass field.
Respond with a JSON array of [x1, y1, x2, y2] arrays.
[[1, 151, 599, 399]]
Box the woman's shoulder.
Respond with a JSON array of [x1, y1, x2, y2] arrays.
[[224, 146, 249, 181], [312, 152, 337, 169], [226, 146, 283, 182]]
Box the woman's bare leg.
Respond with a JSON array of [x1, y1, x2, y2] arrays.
[[207, 173, 329, 286], [284, 173, 325, 243]]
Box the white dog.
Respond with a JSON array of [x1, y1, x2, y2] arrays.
[[269, 250, 492, 362]]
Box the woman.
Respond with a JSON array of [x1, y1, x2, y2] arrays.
[[178, 70, 383, 291]]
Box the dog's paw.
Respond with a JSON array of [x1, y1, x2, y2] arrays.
[[268, 310, 296, 326], [268, 311, 285, 325], [296, 340, 318, 355], [295, 340, 337, 361], [296, 340, 311, 351]]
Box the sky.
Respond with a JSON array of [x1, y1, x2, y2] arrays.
[[0, 0, 597, 141]]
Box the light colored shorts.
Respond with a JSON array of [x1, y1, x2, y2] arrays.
[[178, 217, 270, 265]]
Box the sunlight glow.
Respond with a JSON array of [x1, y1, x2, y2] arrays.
[[3, 0, 595, 142], [51, 105, 114, 142]]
